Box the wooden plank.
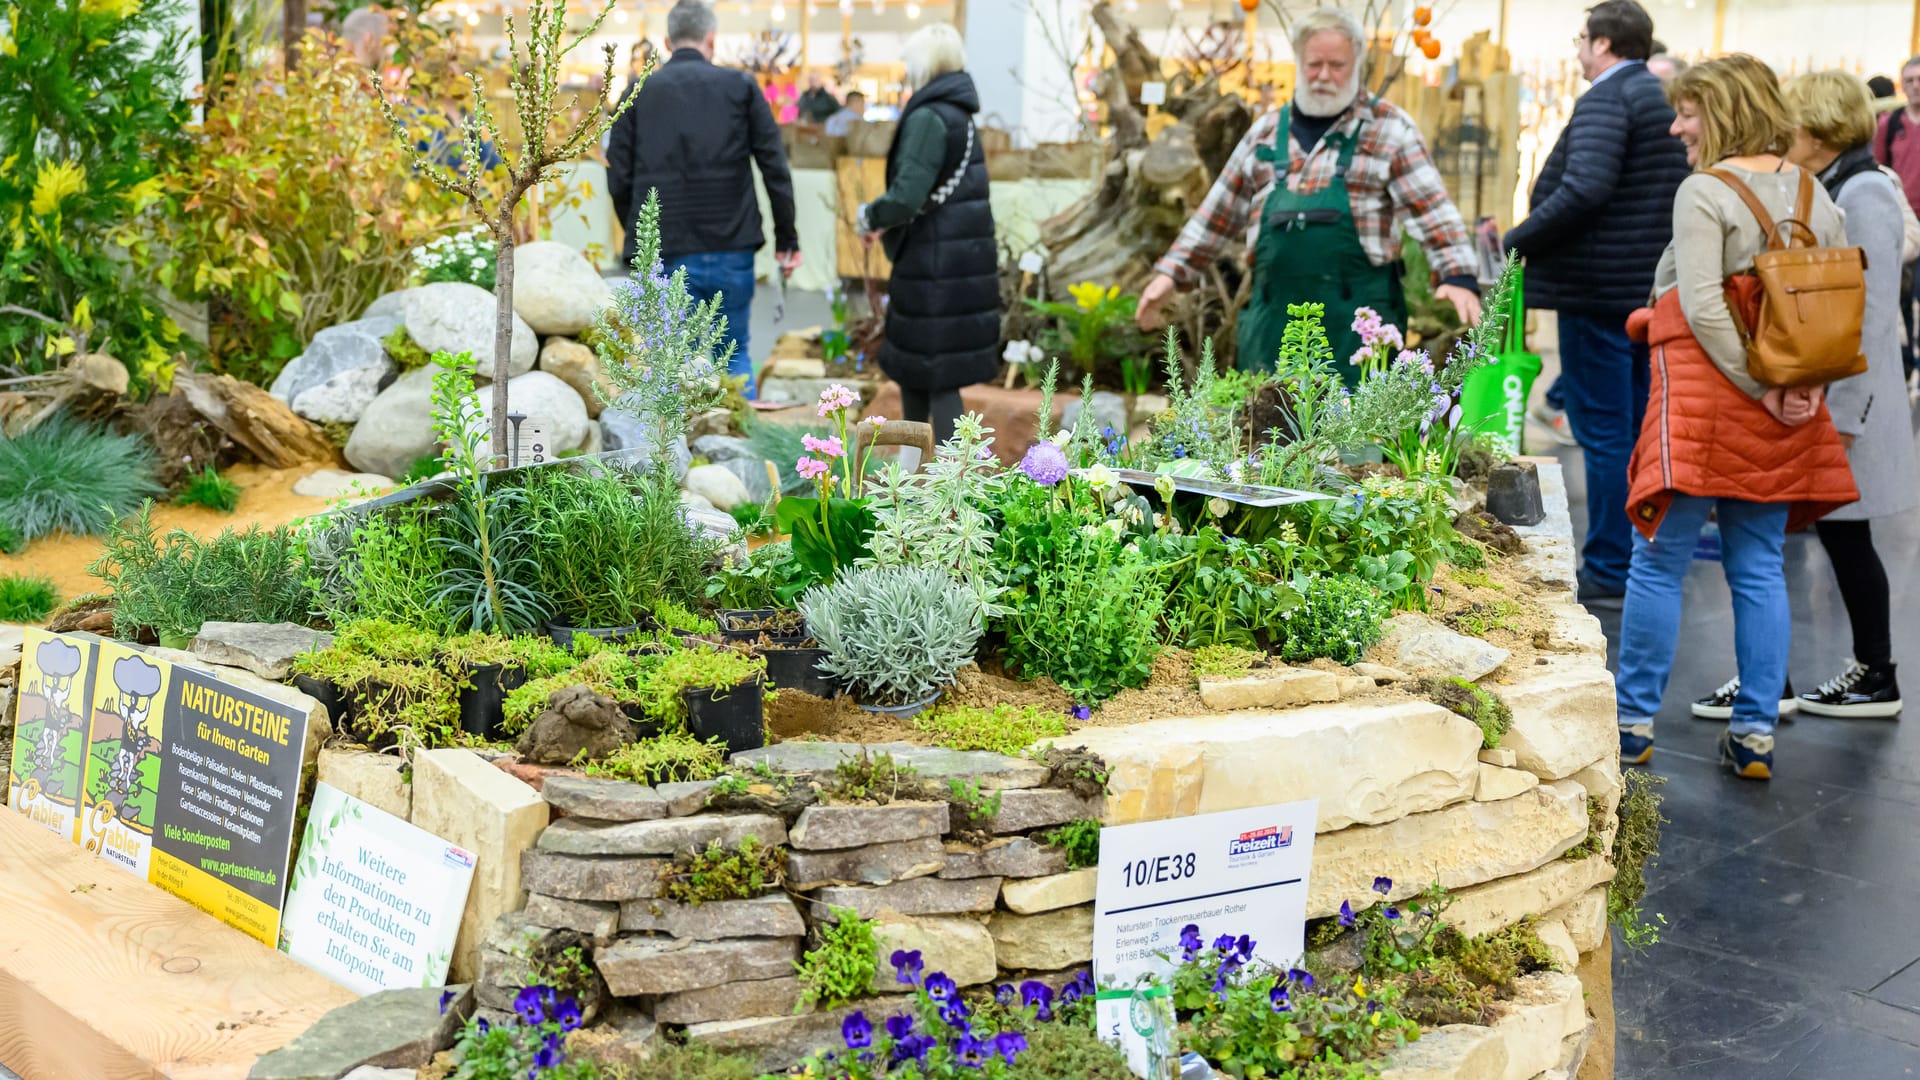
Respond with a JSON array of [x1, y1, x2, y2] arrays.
[[835, 155, 894, 281], [0, 810, 357, 1080]]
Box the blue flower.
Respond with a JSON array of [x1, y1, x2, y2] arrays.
[[1385, 906, 1402, 920], [925, 972, 958, 1002], [1288, 967, 1315, 989], [1372, 876, 1393, 896], [513, 985, 552, 1026], [892, 1033, 935, 1065], [955, 1034, 990, 1068], [992, 1030, 1029, 1064], [475, 1017, 490, 1036], [1211, 933, 1238, 953], [1269, 986, 1291, 1013], [842, 1011, 873, 1050], [891, 949, 924, 985], [939, 997, 972, 1030], [885, 1014, 916, 1040], [995, 983, 1015, 1005], [1179, 924, 1204, 960], [1070, 704, 1092, 721], [439, 989, 456, 1016], [1071, 969, 1096, 997], [1234, 934, 1255, 961], [1021, 980, 1054, 1021], [1061, 980, 1085, 1005], [530, 1031, 564, 1071], [1021, 441, 1070, 485], [553, 996, 582, 1033], [1338, 900, 1356, 928]]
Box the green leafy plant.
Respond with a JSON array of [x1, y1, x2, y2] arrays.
[[1025, 281, 1148, 377], [1153, 528, 1304, 651], [793, 906, 878, 1011], [615, 1041, 760, 1080], [801, 566, 984, 707], [449, 983, 598, 1079], [946, 777, 1003, 838], [384, 325, 435, 372], [728, 501, 775, 538], [308, 501, 451, 630], [1190, 644, 1264, 682], [775, 385, 878, 595], [633, 646, 764, 731], [661, 835, 786, 904], [526, 467, 714, 628], [1277, 574, 1389, 666], [0, 574, 60, 623], [400, 455, 444, 486], [581, 733, 730, 784], [348, 658, 461, 752], [650, 598, 718, 636], [912, 703, 1069, 756], [1, 0, 188, 389], [1039, 818, 1101, 869], [706, 540, 808, 611], [89, 506, 311, 644], [1419, 677, 1512, 749], [173, 466, 242, 513], [428, 355, 549, 632], [0, 519, 21, 554], [1610, 771, 1667, 951], [0, 413, 162, 542], [820, 749, 920, 805], [861, 413, 1009, 614]]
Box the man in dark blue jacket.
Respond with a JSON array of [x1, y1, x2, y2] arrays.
[[606, 0, 800, 397], [1503, 0, 1689, 610]]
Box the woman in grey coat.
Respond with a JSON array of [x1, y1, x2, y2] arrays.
[[1696, 71, 1919, 720]]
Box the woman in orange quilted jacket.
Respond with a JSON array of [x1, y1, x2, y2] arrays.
[[1614, 55, 1860, 781]]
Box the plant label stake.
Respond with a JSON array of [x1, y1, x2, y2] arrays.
[[506, 412, 527, 468]]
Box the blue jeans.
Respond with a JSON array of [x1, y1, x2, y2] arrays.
[[669, 250, 756, 396], [1557, 312, 1651, 592], [1616, 495, 1791, 735]]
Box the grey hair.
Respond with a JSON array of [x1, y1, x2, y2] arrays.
[[1289, 7, 1365, 66], [340, 7, 389, 46], [903, 23, 965, 91], [667, 0, 716, 47], [1905, 54, 1920, 73]]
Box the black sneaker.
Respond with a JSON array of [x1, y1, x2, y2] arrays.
[[1797, 661, 1902, 719], [1577, 576, 1625, 612], [1690, 676, 1799, 721]]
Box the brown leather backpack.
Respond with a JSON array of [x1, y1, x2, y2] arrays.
[[1709, 168, 1868, 388]]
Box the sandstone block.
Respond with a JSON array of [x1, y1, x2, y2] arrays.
[[540, 776, 669, 821], [247, 985, 470, 1079], [1478, 747, 1518, 768], [563, 1005, 658, 1071], [1548, 885, 1610, 955], [809, 876, 1001, 920], [596, 936, 801, 997], [1308, 781, 1591, 919], [938, 838, 1068, 880], [1534, 919, 1579, 971], [523, 894, 619, 938], [1475, 763, 1540, 802], [192, 620, 332, 681], [1376, 613, 1510, 682], [684, 998, 913, 1074], [520, 850, 669, 901], [1500, 664, 1617, 780], [656, 977, 812, 1025], [732, 742, 1049, 789], [1352, 662, 1410, 683], [1071, 699, 1482, 830], [1380, 1023, 1508, 1080], [538, 812, 787, 855], [868, 915, 998, 992], [988, 905, 1094, 970], [412, 749, 551, 981], [317, 748, 412, 821], [788, 836, 948, 890], [1197, 667, 1341, 711], [1490, 972, 1586, 1080], [618, 893, 807, 940], [990, 788, 1102, 833], [1446, 856, 1615, 940], [1001, 868, 1098, 914], [789, 801, 949, 850]]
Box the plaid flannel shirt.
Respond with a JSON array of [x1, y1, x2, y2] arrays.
[[1154, 97, 1477, 288]]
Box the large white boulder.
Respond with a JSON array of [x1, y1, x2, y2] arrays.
[[466, 370, 591, 456], [343, 367, 440, 478], [683, 463, 753, 512], [270, 315, 399, 423], [362, 286, 425, 321], [405, 281, 537, 379], [513, 241, 613, 336]]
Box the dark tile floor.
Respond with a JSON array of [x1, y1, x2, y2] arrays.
[[1550, 444, 1920, 1078]]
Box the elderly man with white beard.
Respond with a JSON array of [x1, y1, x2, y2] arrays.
[[1137, 7, 1481, 382]]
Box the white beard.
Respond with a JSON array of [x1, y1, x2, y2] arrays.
[[1295, 75, 1361, 118]]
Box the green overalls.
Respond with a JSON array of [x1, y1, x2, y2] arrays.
[[1234, 104, 1406, 384]]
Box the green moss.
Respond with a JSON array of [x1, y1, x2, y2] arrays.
[[793, 906, 877, 1010], [1387, 919, 1560, 1028], [650, 598, 718, 636], [1004, 1021, 1137, 1080], [596, 1041, 761, 1080], [912, 702, 1070, 756], [1418, 676, 1512, 749], [334, 619, 443, 662], [660, 834, 785, 903], [1610, 770, 1667, 950], [382, 324, 433, 371], [1190, 644, 1264, 682], [635, 646, 764, 730], [582, 733, 730, 784], [1560, 792, 1613, 861], [1445, 599, 1520, 638]]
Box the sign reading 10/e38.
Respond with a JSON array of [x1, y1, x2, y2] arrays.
[[1119, 852, 1199, 888]]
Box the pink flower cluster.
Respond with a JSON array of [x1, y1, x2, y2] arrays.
[[1351, 307, 1404, 351], [803, 433, 845, 459], [796, 456, 831, 480], [817, 383, 860, 417]]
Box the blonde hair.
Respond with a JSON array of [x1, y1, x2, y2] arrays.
[[904, 23, 966, 91], [1668, 54, 1794, 168], [1289, 7, 1365, 67], [1786, 70, 1877, 152]]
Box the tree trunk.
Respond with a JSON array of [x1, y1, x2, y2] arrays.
[[281, 0, 305, 71], [492, 230, 515, 470]]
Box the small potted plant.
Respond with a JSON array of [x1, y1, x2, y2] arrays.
[[438, 633, 572, 740], [716, 606, 807, 645], [290, 646, 377, 733], [799, 565, 984, 718], [652, 598, 722, 645], [754, 634, 837, 699], [637, 645, 768, 754], [345, 659, 459, 752]]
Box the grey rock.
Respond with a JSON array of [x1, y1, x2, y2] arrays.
[[520, 849, 670, 901], [522, 894, 620, 938], [600, 413, 691, 481], [788, 802, 949, 851], [693, 434, 756, 463], [271, 315, 401, 423], [404, 281, 536, 378], [344, 367, 440, 478], [1377, 614, 1512, 683], [596, 935, 800, 996], [618, 893, 806, 940], [938, 837, 1070, 880], [190, 621, 332, 682], [731, 742, 1049, 790], [656, 779, 720, 816], [683, 462, 753, 512], [786, 836, 948, 890], [513, 241, 612, 335], [719, 457, 774, 502], [362, 286, 424, 321], [990, 788, 1103, 834], [1058, 390, 1129, 441], [684, 997, 915, 1074], [808, 876, 1000, 920], [538, 812, 787, 856], [655, 976, 812, 1025], [339, 1069, 418, 1080], [467, 369, 590, 455], [540, 776, 668, 822], [247, 985, 470, 1079], [1487, 461, 1546, 526]]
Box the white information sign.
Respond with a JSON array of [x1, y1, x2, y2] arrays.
[[280, 783, 477, 994], [1091, 800, 1318, 1076], [1140, 81, 1168, 106], [1017, 250, 1046, 274]]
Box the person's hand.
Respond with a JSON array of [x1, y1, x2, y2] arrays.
[[1761, 386, 1824, 426], [860, 231, 880, 248], [776, 250, 802, 274], [1136, 273, 1177, 331], [1435, 283, 1483, 326]]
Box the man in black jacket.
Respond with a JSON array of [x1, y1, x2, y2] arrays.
[[606, 0, 800, 396], [1503, 0, 1689, 609]]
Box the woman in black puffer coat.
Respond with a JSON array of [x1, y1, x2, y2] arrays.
[[856, 23, 1001, 445]]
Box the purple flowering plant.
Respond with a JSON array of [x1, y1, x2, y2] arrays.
[[1349, 877, 1454, 977], [449, 983, 596, 1080]]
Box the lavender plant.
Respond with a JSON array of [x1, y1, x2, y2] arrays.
[[800, 566, 985, 706]]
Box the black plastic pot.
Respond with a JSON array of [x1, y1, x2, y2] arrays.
[[684, 675, 765, 755], [458, 663, 527, 740], [762, 646, 837, 699], [292, 673, 350, 732], [547, 619, 651, 650], [717, 608, 808, 646]]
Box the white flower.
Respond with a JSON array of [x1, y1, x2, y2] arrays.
[[1048, 429, 1072, 449], [1083, 463, 1118, 492], [1207, 496, 1230, 518], [1003, 339, 1034, 364], [471, 256, 487, 269]]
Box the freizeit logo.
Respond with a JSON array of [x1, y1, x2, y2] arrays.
[[1228, 825, 1293, 857]]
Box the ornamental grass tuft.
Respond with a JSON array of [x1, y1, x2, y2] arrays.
[[0, 412, 161, 542]]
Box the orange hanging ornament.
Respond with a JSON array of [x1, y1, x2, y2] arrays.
[[1413, 5, 1432, 26], [1239, 0, 1258, 14], [1420, 37, 1442, 59]]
